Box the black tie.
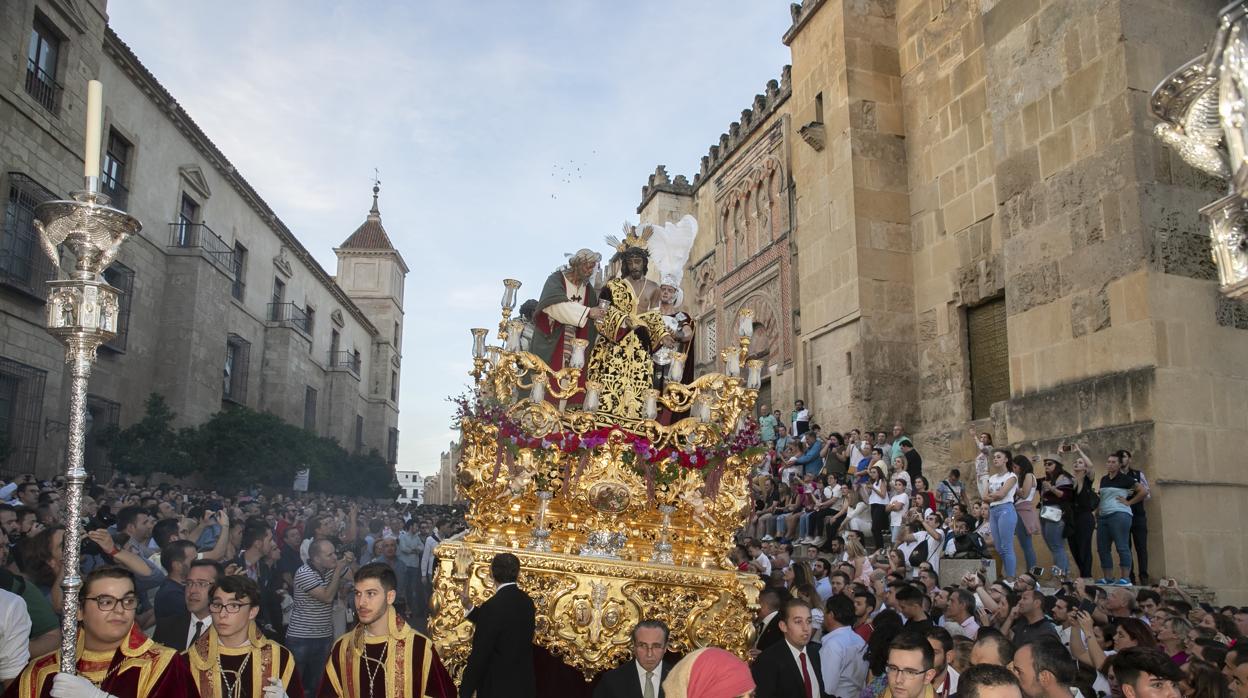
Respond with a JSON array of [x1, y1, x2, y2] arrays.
[[191, 620, 204, 645]]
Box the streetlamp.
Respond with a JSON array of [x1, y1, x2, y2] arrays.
[[34, 80, 142, 674]]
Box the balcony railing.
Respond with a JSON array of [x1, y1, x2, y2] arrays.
[[100, 173, 128, 209], [269, 301, 310, 333], [328, 350, 362, 376], [168, 222, 235, 276], [24, 59, 61, 113]]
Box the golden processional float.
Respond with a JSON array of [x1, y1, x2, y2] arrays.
[[428, 278, 766, 680]]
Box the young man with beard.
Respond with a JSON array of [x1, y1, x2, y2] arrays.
[[186, 575, 302, 698], [1011, 637, 1080, 698], [1004, 590, 1059, 647], [926, 627, 959, 698], [3, 567, 193, 698], [319, 564, 454, 698], [854, 589, 877, 642]]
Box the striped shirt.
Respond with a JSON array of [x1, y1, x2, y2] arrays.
[[287, 564, 334, 639]]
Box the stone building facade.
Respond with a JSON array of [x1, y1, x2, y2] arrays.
[[0, 0, 405, 481], [641, 0, 1247, 599], [422, 441, 462, 506]]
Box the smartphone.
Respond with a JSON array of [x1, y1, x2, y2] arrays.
[[1079, 598, 1097, 614]]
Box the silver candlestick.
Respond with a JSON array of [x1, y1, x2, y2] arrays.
[[650, 505, 676, 564], [35, 183, 141, 674], [527, 490, 553, 552]]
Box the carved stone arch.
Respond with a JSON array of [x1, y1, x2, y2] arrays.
[[756, 175, 772, 245], [693, 262, 716, 314]]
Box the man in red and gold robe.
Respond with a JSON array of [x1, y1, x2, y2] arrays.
[[318, 563, 454, 698], [186, 575, 302, 698], [3, 567, 194, 698]]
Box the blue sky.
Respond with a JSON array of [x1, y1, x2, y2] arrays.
[[107, 1, 793, 480]]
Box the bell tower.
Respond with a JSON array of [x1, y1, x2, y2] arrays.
[[334, 182, 408, 464]]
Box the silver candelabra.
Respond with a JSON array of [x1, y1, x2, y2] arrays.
[[35, 182, 141, 673]]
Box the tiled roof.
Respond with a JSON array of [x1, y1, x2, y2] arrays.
[[340, 187, 395, 249]]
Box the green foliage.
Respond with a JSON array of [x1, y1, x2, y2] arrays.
[[105, 394, 396, 497], [100, 393, 189, 480]]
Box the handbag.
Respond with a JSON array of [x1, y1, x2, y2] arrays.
[[1040, 504, 1063, 522]]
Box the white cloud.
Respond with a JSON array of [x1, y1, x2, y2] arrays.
[[107, 0, 792, 478]]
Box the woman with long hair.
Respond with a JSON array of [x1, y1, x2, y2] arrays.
[[867, 464, 890, 550], [980, 448, 1019, 579], [1067, 443, 1098, 578], [1011, 455, 1041, 574], [845, 536, 874, 583], [1039, 455, 1075, 577], [913, 476, 937, 513], [1183, 660, 1232, 698]]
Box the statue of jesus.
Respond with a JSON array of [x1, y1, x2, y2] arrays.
[[587, 230, 673, 425]]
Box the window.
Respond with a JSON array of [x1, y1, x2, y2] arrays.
[[223, 334, 251, 404], [394, 322, 401, 351], [330, 329, 340, 357], [101, 130, 131, 208], [175, 194, 199, 247], [701, 317, 718, 363], [355, 415, 365, 453], [231, 243, 247, 301], [101, 262, 134, 352], [353, 349, 362, 375], [84, 395, 120, 481], [815, 92, 824, 123], [270, 277, 285, 321], [25, 17, 61, 112], [305, 304, 315, 335], [390, 370, 398, 402], [387, 427, 399, 465], [303, 386, 317, 433], [966, 297, 1011, 419], [0, 356, 47, 474], [1, 173, 58, 299]]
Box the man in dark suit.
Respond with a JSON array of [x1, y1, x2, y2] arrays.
[[750, 587, 786, 661], [751, 598, 827, 698], [593, 620, 675, 698], [459, 552, 536, 698], [153, 559, 222, 650]]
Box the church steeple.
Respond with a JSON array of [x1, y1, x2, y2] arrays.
[[339, 180, 396, 251]]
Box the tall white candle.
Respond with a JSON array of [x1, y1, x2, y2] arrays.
[[84, 80, 103, 180]]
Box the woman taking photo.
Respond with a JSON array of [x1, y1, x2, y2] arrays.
[[913, 476, 937, 513], [980, 448, 1020, 579], [1066, 442, 1098, 578], [1039, 454, 1076, 577]]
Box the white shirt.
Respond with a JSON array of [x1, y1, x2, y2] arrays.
[[634, 660, 661, 697], [820, 626, 867, 698], [420, 533, 441, 578], [814, 576, 833, 602], [0, 589, 31, 681], [186, 612, 213, 649], [756, 611, 779, 648], [987, 472, 1018, 506], [786, 639, 824, 698], [888, 493, 909, 526], [792, 409, 810, 434], [753, 552, 772, 577], [543, 275, 590, 327]]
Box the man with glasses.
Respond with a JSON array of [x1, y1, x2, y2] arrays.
[[7, 566, 193, 697], [154, 558, 223, 651], [593, 620, 673, 698], [187, 575, 303, 698], [883, 631, 938, 698]]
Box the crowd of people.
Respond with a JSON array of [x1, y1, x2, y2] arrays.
[[0, 473, 467, 697], [0, 400, 1235, 698]]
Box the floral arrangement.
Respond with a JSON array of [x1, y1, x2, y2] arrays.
[[449, 393, 764, 489]]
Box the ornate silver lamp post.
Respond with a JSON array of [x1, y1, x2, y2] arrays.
[[34, 80, 142, 674], [1151, 2, 1248, 298]]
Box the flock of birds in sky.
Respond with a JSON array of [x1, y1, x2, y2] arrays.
[[549, 150, 597, 199]]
